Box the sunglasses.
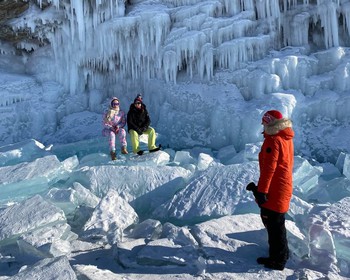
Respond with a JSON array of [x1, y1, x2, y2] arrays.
[[135, 102, 141, 105], [112, 102, 119, 106]]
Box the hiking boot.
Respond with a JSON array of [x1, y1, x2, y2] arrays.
[[149, 144, 162, 153], [264, 260, 285, 271], [257, 257, 270, 265], [137, 150, 144, 156], [110, 151, 117, 160], [257, 257, 285, 270], [121, 146, 128, 154]]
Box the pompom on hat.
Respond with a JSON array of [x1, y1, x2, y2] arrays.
[[134, 93, 143, 104], [262, 110, 283, 125]]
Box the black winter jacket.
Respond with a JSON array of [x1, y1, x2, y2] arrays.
[[127, 103, 151, 134]]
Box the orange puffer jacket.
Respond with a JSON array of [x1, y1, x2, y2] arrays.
[[257, 118, 294, 213]]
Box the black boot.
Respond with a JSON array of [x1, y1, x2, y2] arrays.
[[149, 144, 161, 153], [256, 257, 270, 265], [257, 257, 285, 270], [264, 260, 285, 270]]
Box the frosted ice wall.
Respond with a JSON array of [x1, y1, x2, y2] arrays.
[[4, 0, 350, 161], [48, 0, 129, 93], [45, 0, 350, 94], [6, 0, 350, 94]]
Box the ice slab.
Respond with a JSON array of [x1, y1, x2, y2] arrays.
[[153, 161, 260, 223], [0, 195, 66, 244], [82, 189, 139, 244]]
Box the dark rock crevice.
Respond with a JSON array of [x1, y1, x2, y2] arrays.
[[0, 0, 54, 50]]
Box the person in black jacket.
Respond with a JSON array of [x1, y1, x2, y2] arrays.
[[127, 94, 161, 155]]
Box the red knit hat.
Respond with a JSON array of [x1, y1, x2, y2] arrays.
[[262, 110, 283, 125], [134, 94, 143, 104]]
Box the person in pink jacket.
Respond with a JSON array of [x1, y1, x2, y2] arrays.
[[102, 97, 128, 160]]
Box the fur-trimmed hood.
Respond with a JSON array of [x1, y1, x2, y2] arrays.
[[263, 118, 293, 136]]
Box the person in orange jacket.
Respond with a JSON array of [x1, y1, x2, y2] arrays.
[[247, 110, 294, 271]]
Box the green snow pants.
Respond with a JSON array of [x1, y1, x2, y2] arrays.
[[129, 127, 157, 154]]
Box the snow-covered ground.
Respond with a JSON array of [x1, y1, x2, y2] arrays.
[[0, 138, 349, 279]]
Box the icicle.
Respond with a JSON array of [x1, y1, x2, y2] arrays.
[[317, 3, 339, 48], [173, 1, 223, 23], [71, 1, 85, 43], [289, 12, 310, 46], [342, 3, 350, 40], [163, 50, 177, 83], [37, 0, 60, 9], [241, 0, 254, 11], [199, 43, 213, 80], [221, 0, 240, 16], [255, 0, 280, 19], [216, 19, 255, 46], [316, 0, 340, 8], [161, 0, 202, 6], [217, 36, 271, 71]]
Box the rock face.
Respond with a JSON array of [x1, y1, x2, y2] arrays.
[[0, 0, 29, 23], [0, 0, 29, 43], [0, 0, 52, 49]]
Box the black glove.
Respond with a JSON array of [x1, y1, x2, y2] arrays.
[[255, 191, 268, 206], [246, 182, 257, 192]]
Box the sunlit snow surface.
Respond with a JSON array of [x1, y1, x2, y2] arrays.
[[0, 138, 349, 279], [1, 0, 350, 279]]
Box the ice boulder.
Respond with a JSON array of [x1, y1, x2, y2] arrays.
[[197, 152, 214, 171], [293, 156, 323, 196], [82, 189, 139, 244], [342, 153, 350, 180], [306, 197, 350, 274], [75, 164, 192, 201], [0, 139, 50, 167], [153, 161, 260, 223], [8, 256, 77, 280], [0, 195, 66, 243], [45, 182, 100, 216]]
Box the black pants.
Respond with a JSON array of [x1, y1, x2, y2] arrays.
[[260, 207, 289, 265]]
